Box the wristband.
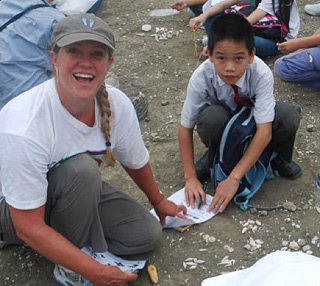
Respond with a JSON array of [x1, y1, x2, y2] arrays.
[[150, 190, 165, 206]]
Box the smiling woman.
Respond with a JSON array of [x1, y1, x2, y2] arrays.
[[0, 13, 188, 286]]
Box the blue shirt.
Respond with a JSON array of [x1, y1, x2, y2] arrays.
[[0, 0, 65, 110]]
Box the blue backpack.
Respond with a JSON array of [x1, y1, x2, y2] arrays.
[[210, 107, 277, 211]]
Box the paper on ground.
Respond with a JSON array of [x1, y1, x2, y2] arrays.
[[82, 247, 146, 273], [202, 250, 320, 286], [150, 188, 216, 228]]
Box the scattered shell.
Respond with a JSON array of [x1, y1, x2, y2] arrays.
[[289, 241, 300, 251], [224, 245, 234, 253], [312, 236, 319, 245], [183, 258, 206, 270], [283, 201, 297, 212], [259, 210, 268, 216], [218, 256, 235, 267], [282, 241, 289, 247], [302, 245, 311, 252], [141, 24, 152, 32]]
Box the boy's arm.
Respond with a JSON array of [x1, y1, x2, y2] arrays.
[[277, 27, 320, 54], [208, 122, 272, 213], [246, 8, 267, 25], [189, 0, 240, 30], [171, 0, 206, 11], [178, 124, 206, 208]]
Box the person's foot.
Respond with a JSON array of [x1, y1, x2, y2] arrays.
[[195, 151, 210, 182], [54, 264, 93, 286], [304, 3, 320, 16], [271, 156, 302, 180]]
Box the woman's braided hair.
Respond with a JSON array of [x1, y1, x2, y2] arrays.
[[96, 84, 116, 167]]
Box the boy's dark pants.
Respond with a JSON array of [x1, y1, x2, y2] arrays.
[[196, 102, 301, 163]]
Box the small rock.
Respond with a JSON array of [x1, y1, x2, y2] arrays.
[[224, 245, 234, 253], [297, 239, 307, 247], [161, 100, 170, 106], [249, 208, 258, 214], [306, 124, 316, 132], [280, 226, 286, 231], [259, 210, 268, 216], [283, 201, 297, 212], [302, 204, 309, 210]]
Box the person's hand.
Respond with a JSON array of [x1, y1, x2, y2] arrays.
[[185, 176, 206, 209], [277, 39, 302, 54], [171, 1, 188, 10], [198, 45, 209, 61], [93, 265, 138, 286], [208, 176, 239, 214], [189, 14, 206, 30], [154, 198, 188, 226]]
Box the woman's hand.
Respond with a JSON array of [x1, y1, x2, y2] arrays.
[[154, 198, 188, 226], [277, 39, 302, 54], [93, 265, 138, 286]]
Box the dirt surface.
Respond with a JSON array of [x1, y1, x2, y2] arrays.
[[1, 0, 320, 285]]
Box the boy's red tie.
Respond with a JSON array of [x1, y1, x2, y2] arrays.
[[231, 84, 253, 107]]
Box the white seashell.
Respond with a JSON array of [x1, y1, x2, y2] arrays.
[[252, 226, 258, 233], [255, 220, 262, 226], [242, 227, 248, 234], [142, 24, 152, 32], [289, 241, 300, 250], [255, 239, 264, 245], [195, 259, 205, 264], [185, 257, 196, 262], [282, 241, 289, 247], [199, 249, 208, 252], [302, 245, 311, 252], [244, 244, 251, 250], [209, 236, 216, 243], [183, 262, 187, 269]]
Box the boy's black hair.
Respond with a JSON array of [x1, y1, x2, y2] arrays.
[[207, 14, 254, 55]]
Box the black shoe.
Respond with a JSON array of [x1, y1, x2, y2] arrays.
[[195, 151, 210, 182], [271, 156, 302, 180]]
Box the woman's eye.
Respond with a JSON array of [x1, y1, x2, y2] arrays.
[[68, 48, 79, 55]]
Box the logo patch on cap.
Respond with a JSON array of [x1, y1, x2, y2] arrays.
[[81, 17, 95, 28]]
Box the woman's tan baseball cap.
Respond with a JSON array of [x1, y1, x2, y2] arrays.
[[51, 13, 115, 51]]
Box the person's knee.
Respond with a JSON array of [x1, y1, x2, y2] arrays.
[[274, 102, 301, 133]]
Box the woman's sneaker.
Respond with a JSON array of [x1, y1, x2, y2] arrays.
[[53, 264, 93, 286]]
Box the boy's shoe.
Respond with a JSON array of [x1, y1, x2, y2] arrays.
[[304, 4, 320, 16], [195, 151, 210, 183], [271, 156, 302, 180], [53, 264, 93, 286]]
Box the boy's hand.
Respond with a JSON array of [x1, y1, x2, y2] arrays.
[[171, 1, 188, 10], [208, 176, 239, 213], [154, 198, 188, 226], [185, 177, 206, 209], [189, 14, 206, 30]]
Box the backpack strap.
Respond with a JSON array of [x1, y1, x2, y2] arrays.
[[0, 0, 50, 32]]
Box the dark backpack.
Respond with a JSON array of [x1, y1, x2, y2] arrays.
[[210, 107, 276, 211], [224, 0, 293, 42]]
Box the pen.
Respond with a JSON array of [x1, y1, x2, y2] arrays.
[[199, 182, 207, 207]]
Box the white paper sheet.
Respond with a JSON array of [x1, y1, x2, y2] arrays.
[[150, 188, 216, 228], [202, 251, 320, 286], [82, 247, 146, 273]]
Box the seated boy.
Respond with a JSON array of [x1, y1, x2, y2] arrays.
[[274, 26, 320, 89], [178, 14, 302, 213]]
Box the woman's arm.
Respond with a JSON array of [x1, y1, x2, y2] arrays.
[[246, 8, 268, 24], [9, 205, 137, 286], [123, 163, 188, 225]]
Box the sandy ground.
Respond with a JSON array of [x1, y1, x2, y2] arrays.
[[0, 0, 320, 285]]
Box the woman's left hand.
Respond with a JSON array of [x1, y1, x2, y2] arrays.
[[154, 198, 189, 226]]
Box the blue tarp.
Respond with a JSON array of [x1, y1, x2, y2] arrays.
[[0, 0, 65, 110]]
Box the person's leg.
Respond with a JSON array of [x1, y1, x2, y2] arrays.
[[98, 182, 162, 256], [274, 47, 320, 89], [254, 36, 279, 58], [269, 102, 302, 178], [189, 4, 203, 18], [195, 104, 232, 181]]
